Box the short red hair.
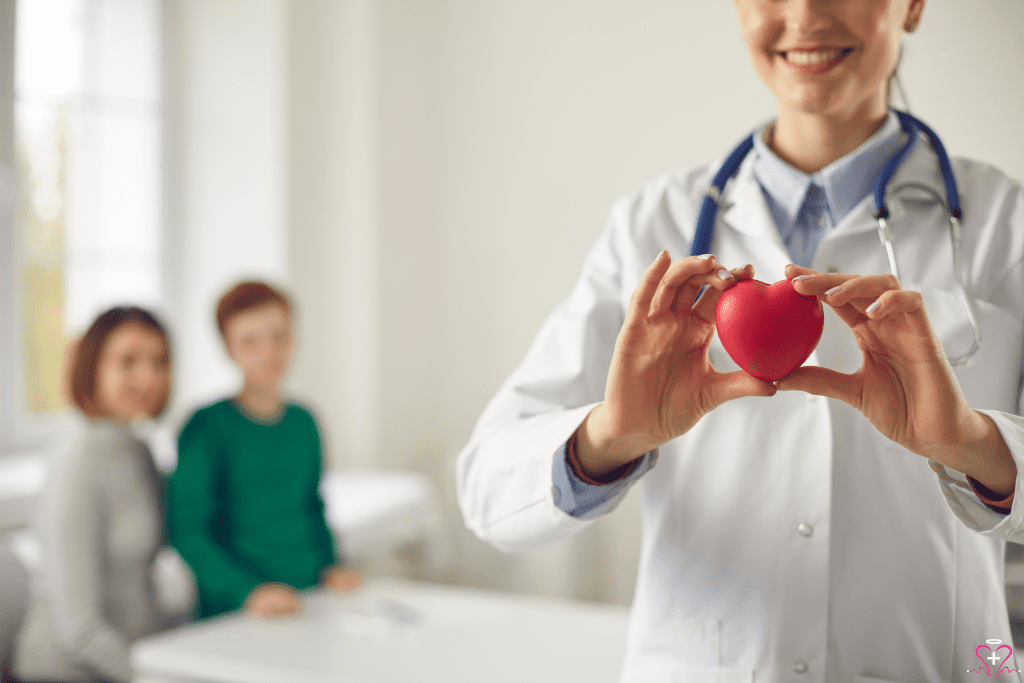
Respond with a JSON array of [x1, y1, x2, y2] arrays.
[[216, 281, 292, 337]]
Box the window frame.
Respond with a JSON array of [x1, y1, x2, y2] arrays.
[[0, 0, 167, 455]]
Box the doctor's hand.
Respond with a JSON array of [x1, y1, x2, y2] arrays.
[[575, 251, 777, 478], [779, 265, 1015, 496]]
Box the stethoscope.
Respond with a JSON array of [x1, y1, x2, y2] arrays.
[[692, 109, 982, 367]]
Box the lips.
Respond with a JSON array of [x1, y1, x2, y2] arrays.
[[779, 47, 853, 70]]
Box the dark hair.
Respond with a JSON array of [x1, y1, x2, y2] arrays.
[[69, 306, 171, 417], [215, 281, 292, 338]]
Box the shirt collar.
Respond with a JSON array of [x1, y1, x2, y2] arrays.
[[751, 111, 905, 230]]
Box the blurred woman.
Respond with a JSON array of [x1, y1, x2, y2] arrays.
[[15, 307, 173, 683]]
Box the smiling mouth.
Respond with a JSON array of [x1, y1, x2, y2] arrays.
[[781, 48, 853, 66]]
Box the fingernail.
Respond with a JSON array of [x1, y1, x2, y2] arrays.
[[793, 274, 812, 281], [825, 285, 842, 296], [718, 269, 733, 280], [866, 299, 881, 314], [697, 253, 715, 260]]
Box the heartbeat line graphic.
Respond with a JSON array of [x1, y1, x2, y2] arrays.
[[967, 640, 1021, 677]]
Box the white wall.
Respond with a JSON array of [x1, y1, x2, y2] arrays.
[[287, 0, 383, 471], [428, 1, 775, 601], [163, 0, 289, 423], [899, 2, 1024, 181]]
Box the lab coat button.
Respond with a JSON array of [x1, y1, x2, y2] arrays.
[[794, 660, 808, 674], [827, 265, 839, 273], [798, 523, 814, 537]]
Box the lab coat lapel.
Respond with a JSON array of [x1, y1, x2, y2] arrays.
[[715, 156, 794, 281]]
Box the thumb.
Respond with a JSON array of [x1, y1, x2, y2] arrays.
[[776, 366, 860, 406], [707, 369, 778, 408]]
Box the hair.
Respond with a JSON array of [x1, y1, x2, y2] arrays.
[[69, 306, 171, 417], [215, 281, 292, 338]]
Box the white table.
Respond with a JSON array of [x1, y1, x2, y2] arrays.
[[131, 578, 629, 683]]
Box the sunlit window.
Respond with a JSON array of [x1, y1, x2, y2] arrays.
[[14, 0, 162, 414]]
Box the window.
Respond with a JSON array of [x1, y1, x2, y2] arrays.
[[12, 0, 162, 431]]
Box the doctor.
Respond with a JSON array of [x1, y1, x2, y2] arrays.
[[457, 0, 1024, 681]]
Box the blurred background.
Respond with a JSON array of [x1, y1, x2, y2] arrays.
[[1, 0, 1023, 611]]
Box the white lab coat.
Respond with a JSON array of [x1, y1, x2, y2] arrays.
[[456, 138, 1024, 682]]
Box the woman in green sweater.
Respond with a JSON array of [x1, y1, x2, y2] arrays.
[[167, 282, 361, 619]]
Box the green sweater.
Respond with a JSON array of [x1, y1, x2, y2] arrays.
[[167, 399, 338, 619]]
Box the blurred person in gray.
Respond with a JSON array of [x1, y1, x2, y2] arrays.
[[14, 307, 177, 682]]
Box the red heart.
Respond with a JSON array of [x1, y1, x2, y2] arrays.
[[715, 278, 824, 382]]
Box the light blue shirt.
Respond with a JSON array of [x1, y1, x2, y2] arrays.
[[752, 112, 906, 267], [552, 113, 907, 519]]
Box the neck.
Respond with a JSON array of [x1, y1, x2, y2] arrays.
[[235, 384, 283, 421], [769, 105, 889, 174]]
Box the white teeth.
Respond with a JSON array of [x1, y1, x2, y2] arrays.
[[785, 49, 845, 66]]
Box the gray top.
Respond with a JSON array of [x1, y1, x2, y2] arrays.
[[15, 419, 167, 682]]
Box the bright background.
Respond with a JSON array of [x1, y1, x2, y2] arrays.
[[2, 0, 1023, 605]]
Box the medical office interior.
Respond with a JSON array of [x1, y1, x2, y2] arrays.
[[1, 0, 1023, 681]]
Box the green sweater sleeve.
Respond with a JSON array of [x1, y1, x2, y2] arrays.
[[167, 411, 264, 614], [307, 410, 340, 568]]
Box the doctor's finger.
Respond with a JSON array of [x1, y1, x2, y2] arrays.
[[789, 270, 861, 298], [776, 366, 862, 407], [821, 274, 902, 309], [862, 290, 930, 328], [648, 254, 721, 317], [671, 264, 752, 317], [706, 368, 778, 407], [785, 264, 812, 276], [784, 264, 823, 282], [691, 264, 755, 323], [628, 251, 673, 320]]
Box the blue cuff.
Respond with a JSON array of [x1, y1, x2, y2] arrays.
[[551, 441, 658, 520]]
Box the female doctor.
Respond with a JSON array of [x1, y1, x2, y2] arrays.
[[457, 0, 1024, 681]]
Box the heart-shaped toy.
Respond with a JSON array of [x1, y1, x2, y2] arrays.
[[715, 278, 824, 382]]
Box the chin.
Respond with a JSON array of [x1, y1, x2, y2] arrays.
[[252, 378, 285, 394], [786, 101, 852, 122], [784, 86, 879, 119], [266, 373, 288, 388]]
